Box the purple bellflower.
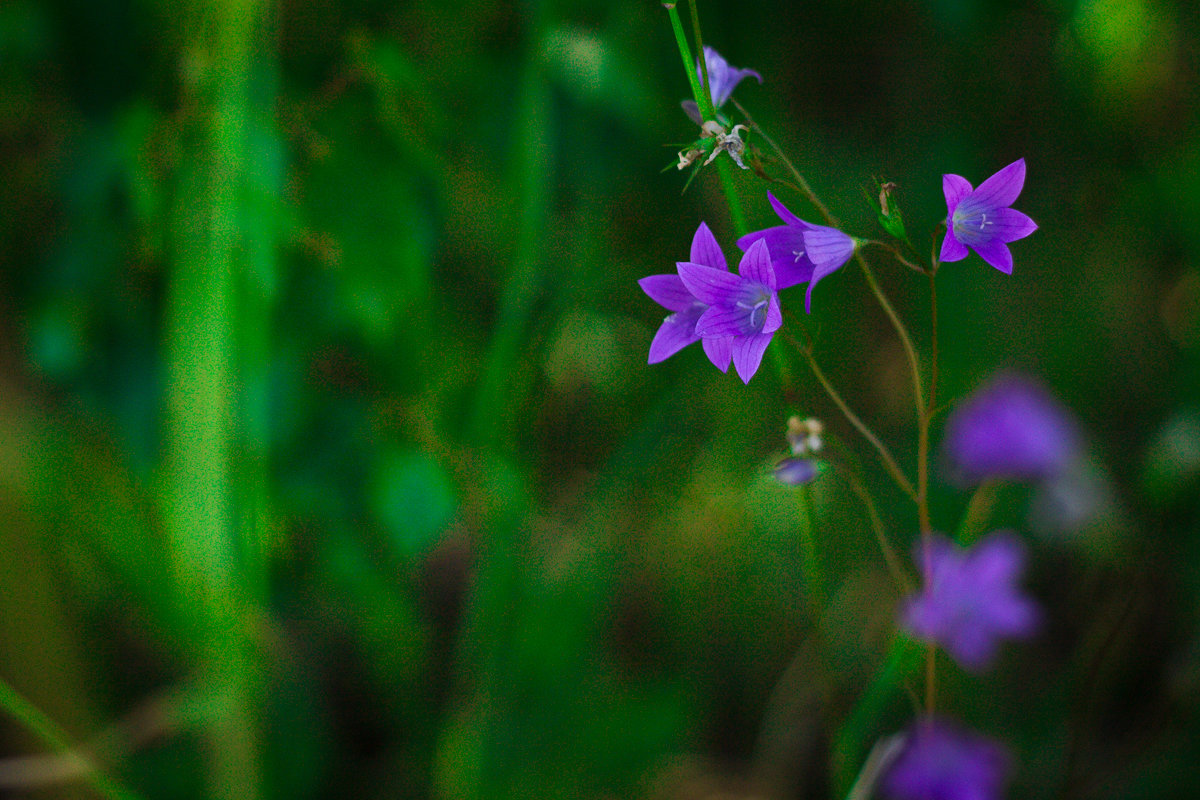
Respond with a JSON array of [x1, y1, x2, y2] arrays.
[[639, 223, 732, 371], [943, 372, 1081, 486], [881, 717, 1010, 800], [677, 238, 781, 383], [682, 46, 762, 125], [940, 158, 1037, 274], [737, 192, 856, 313], [902, 532, 1039, 672]]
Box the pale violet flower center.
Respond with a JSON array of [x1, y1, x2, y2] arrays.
[[735, 285, 771, 331], [952, 199, 996, 246]]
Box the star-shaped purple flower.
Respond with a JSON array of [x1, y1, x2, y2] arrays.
[[677, 238, 781, 383], [900, 532, 1040, 672], [881, 717, 1010, 800], [682, 46, 762, 125], [639, 223, 732, 371], [940, 158, 1038, 274], [942, 372, 1081, 486], [737, 192, 856, 313]]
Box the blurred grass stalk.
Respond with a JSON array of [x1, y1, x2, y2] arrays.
[[162, 0, 273, 796], [442, 0, 550, 796]]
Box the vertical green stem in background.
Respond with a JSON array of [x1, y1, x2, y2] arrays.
[[448, 2, 549, 798], [163, 0, 266, 797], [467, 0, 551, 453], [796, 485, 826, 609], [0, 677, 143, 800], [664, 3, 747, 236], [786, 332, 916, 500]]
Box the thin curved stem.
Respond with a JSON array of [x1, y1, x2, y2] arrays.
[[731, 97, 836, 226], [832, 445, 913, 596], [784, 330, 916, 501]]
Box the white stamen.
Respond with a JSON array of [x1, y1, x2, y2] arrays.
[[792, 249, 805, 263]]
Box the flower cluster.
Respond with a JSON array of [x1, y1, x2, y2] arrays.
[[645, 44, 1049, 800], [639, 222, 781, 383]]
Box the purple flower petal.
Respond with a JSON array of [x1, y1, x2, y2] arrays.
[[738, 238, 776, 288], [699, 46, 762, 108], [942, 173, 974, 216], [767, 191, 808, 228], [677, 262, 744, 306], [690, 221, 727, 271], [804, 224, 856, 269], [970, 158, 1026, 209], [647, 312, 701, 363], [762, 293, 782, 335], [939, 229, 969, 263], [900, 531, 1040, 672], [702, 335, 732, 372], [972, 240, 1014, 274], [940, 160, 1034, 272], [737, 225, 812, 289], [732, 331, 773, 383], [989, 207, 1038, 243], [681, 99, 703, 126], [696, 303, 758, 337], [639, 274, 696, 312]]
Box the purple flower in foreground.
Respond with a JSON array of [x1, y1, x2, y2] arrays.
[[940, 158, 1037, 274], [943, 372, 1081, 486], [677, 238, 781, 383], [639, 223, 732, 371], [901, 532, 1040, 672], [682, 46, 762, 125], [881, 717, 1010, 800], [737, 192, 856, 312]]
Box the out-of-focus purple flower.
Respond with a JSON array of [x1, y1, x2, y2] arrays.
[[881, 717, 1010, 800], [943, 372, 1081, 486], [677, 238, 781, 383], [682, 46, 762, 125], [940, 158, 1037, 274], [737, 192, 856, 312], [774, 457, 818, 486], [901, 532, 1040, 672], [639, 222, 732, 371]]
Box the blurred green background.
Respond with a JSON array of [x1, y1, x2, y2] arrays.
[[1, 0, 1199, 797]]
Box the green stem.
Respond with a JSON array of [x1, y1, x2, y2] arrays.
[[836, 454, 912, 595], [664, 3, 746, 235], [0, 677, 143, 800], [797, 484, 826, 608], [732, 97, 837, 226], [785, 331, 916, 500], [164, 1, 267, 795]]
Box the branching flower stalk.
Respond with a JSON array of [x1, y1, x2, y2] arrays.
[[645, 10, 1040, 798]]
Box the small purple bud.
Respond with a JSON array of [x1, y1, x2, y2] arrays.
[[774, 457, 818, 486]]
